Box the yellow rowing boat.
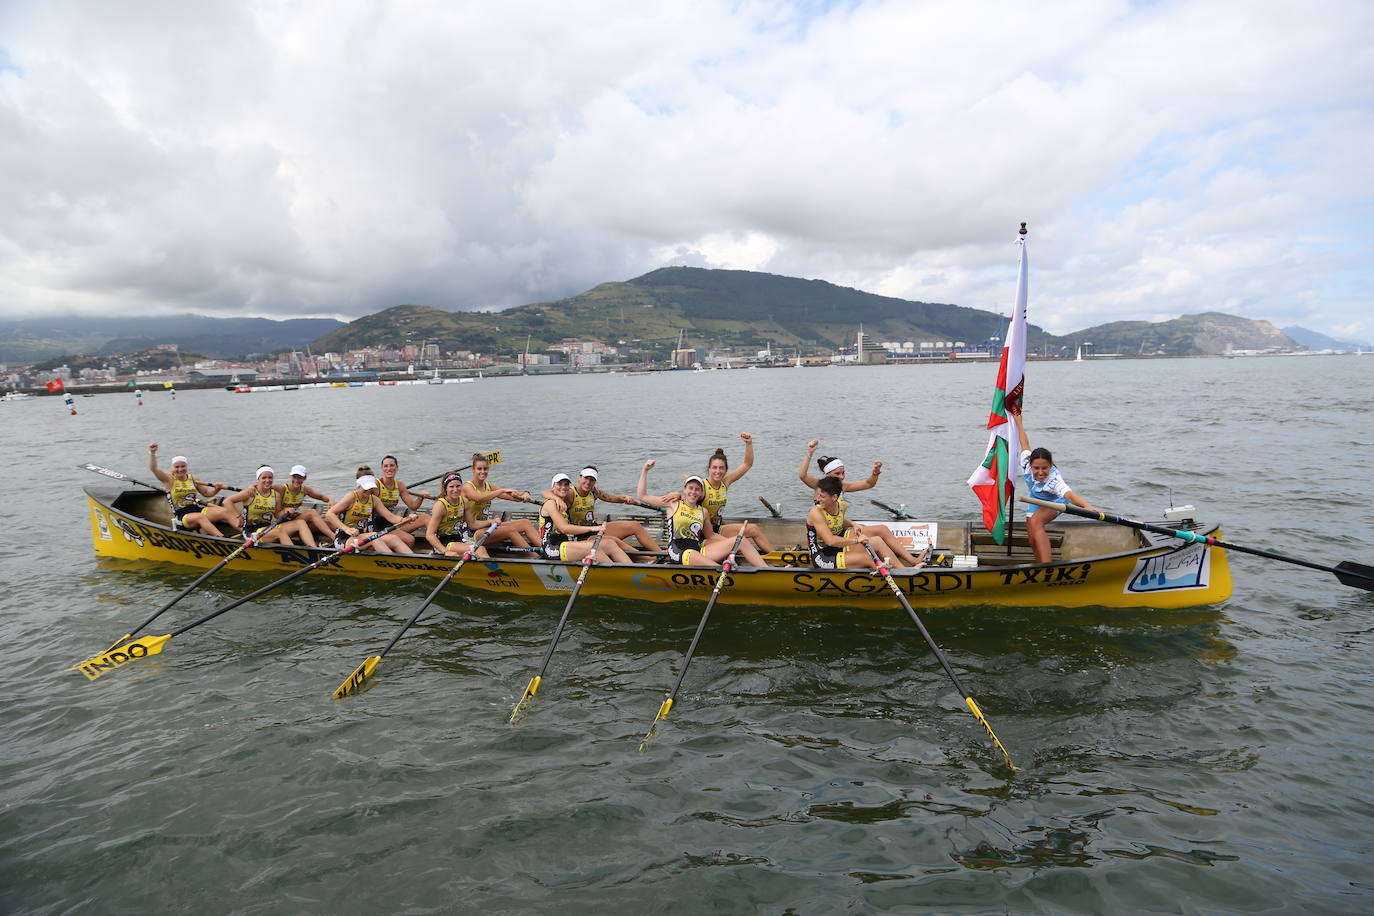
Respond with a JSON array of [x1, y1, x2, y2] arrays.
[[85, 485, 1232, 609]]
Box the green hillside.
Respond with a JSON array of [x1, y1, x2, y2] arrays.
[[312, 267, 1051, 355]]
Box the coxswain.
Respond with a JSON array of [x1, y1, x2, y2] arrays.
[[425, 474, 488, 558], [280, 465, 335, 547], [538, 473, 634, 564], [805, 476, 880, 569], [147, 443, 239, 536], [325, 472, 409, 554], [636, 461, 771, 568], [798, 440, 924, 566], [1019, 417, 1097, 563], [540, 464, 663, 553], [461, 452, 541, 550]]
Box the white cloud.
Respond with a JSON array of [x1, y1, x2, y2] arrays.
[[0, 0, 1370, 340]]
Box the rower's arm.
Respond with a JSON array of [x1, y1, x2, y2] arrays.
[[543, 499, 599, 536], [306, 485, 332, 504], [325, 493, 354, 532], [724, 432, 754, 486], [398, 483, 429, 510], [424, 504, 446, 553], [798, 440, 819, 488], [147, 445, 171, 486], [1065, 490, 1097, 513], [371, 494, 404, 526], [842, 462, 881, 493], [1018, 421, 1030, 454], [635, 460, 670, 509], [809, 507, 863, 548], [461, 482, 503, 504]]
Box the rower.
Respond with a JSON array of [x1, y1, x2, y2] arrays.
[[461, 452, 541, 550], [147, 443, 239, 536], [223, 466, 303, 546], [700, 434, 774, 553], [280, 465, 335, 547], [377, 455, 433, 549], [635, 461, 771, 568], [325, 472, 409, 554], [798, 440, 924, 566], [541, 465, 663, 553], [426, 474, 488, 558], [806, 476, 881, 569], [538, 473, 634, 564]]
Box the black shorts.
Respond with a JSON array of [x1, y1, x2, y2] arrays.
[[667, 539, 700, 564], [811, 547, 844, 570], [174, 504, 203, 521], [244, 519, 272, 537]]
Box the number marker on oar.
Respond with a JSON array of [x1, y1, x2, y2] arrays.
[[407, 450, 502, 490], [1022, 496, 1374, 593], [863, 544, 1015, 770], [332, 526, 495, 699], [72, 522, 406, 681], [92, 517, 287, 655], [640, 528, 749, 753], [509, 530, 605, 723]]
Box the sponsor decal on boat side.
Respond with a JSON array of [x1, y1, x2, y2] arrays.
[[1125, 544, 1209, 593], [110, 515, 245, 561], [790, 571, 974, 595], [631, 572, 673, 591], [93, 507, 112, 541], [997, 564, 1093, 587], [531, 563, 574, 592], [669, 571, 734, 590], [481, 562, 520, 589], [373, 559, 451, 573]]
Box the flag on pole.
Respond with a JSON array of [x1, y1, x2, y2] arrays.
[[125, 380, 136, 389], [45, 378, 64, 392], [967, 227, 1030, 542]]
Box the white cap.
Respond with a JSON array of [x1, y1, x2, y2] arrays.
[[256, 466, 274, 478], [172, 455, 188, 465], [822, 458, 845, 474], [551, 473, 572, 485], [684, 475, 705, 487], [290, 465, 308, 477], [579, 467, 598, 480], [357, 475, 379, 490]]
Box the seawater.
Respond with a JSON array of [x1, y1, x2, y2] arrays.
[[2, 357, 1373, 914]]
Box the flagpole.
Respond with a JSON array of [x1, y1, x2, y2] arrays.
[[1006, 222, 1027, 555]]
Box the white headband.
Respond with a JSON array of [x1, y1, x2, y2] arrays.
[[257, 466, 274, 477], [822, 458, 845, 474], [172, 455, 188, 465]]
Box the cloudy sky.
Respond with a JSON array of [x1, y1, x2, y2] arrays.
[[1, 0, 1370, 337]]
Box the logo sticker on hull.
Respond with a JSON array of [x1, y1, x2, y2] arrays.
[[1126, 544, 1210, 593], [531, 563, 574, 592], [93, 507, 112, 541]]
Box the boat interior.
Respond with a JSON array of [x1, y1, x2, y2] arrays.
[[104, 488, 1148, 566]]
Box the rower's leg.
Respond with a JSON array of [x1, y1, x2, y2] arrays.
[[862, 526, 920, 566], [744, 522, 773, 554], [1025, 509, 1057, 563], [606, 520, 660, 551]]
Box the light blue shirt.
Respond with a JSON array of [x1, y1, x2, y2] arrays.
[[1020, 449, 1071, 517]]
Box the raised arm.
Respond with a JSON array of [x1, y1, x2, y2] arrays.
[[724, 432, 754, 486], [635, 460, 671, 509], [798, 439, 820, 488], [1018, 419, 1030, 454], [147, 443, 171, 486], [842, 461, 881, 494]]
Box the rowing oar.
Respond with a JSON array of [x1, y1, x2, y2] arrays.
[[73, 522, 407, 682], [1022, 495, 1374, 592], [863, 543, 1016, 770], [94, 516, 288, 655], [640, 527, 750, 753], [408, 449, 503, 490], [332, 526, 496, 699], [757, 496, 783, 518], [78, 462, 167, 492], [508, 529, 606, 722], [871, 499, 909, 520]]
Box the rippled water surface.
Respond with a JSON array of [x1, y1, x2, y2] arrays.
[[4, 357, 1374, 914]]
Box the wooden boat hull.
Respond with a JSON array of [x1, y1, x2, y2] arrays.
[[85, 487, 1232, 609]]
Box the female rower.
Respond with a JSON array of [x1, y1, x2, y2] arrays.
[[147, 443, 239, 536], [798, 440, 925, 567], [541, 465, 663, 552], [224, 466, 309, 546], [325, 473, 410, 554], [701, 433, 774, 553], [376, 455, 433, 549], [636, 461, 771, 568], [806, 476, 878, 569], [461, 452, 541, 550], [280, 465, 335, 547], [425, 474, 489, 558], [1019, 419, 1097, 563], [538, 473, 634, 564]]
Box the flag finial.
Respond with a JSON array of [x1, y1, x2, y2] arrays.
[[1019, 222, 1028, 236]]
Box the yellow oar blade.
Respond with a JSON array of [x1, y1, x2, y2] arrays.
[[73, 634, 172, 681], [332, 657, 380, 699], [507, 675, 541, 724], [965, 697, 1016, 771], [485, 449, 501, 465], [638, 697, 674, 753]]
